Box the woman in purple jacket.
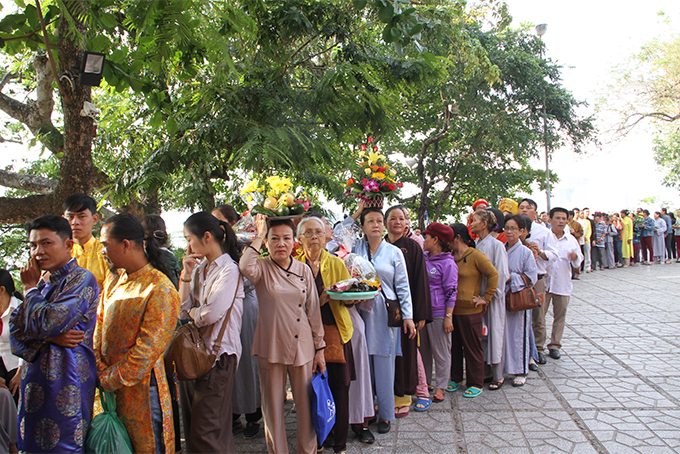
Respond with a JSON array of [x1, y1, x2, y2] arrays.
[[419, 223, 458, 404]]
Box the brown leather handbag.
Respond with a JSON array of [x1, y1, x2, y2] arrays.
[[322, 324, 345, 363], [505, 274, 542, 312], [381, 288, 403, 327], [165, 273, 242, 380]]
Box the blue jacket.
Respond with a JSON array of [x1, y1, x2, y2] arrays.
[[641, 217, 655, 237]]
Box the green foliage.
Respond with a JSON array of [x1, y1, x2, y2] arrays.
[[0, 225, 28, 274]]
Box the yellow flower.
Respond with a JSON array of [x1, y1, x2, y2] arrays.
[[258, 186, 265, 193], [246, 195, 253, 202], [367, 151, 386, 165], [388, 168, 396, 176], [240, 178, 260, 195], [372, 172, 386, 180], [267, 189, 277, 197], [365, 167, 372, 175]]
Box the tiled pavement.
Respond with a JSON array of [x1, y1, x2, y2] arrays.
[[234, 263, 680, 453]]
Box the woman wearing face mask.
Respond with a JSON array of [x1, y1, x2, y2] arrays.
[[240, 214, 325, 454], [503, 215, 538, 387], [342, 203, 415, 434]]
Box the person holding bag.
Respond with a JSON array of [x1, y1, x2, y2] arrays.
[[295, 216, 354, 454], [503, 215, 538, 387], [240, 215, 326, 454], [342, 204, 415, 434], [178, 212, 244, 453]]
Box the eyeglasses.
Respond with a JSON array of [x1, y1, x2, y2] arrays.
[[302, 230, 324, 238], [504, 226, 519, 232]]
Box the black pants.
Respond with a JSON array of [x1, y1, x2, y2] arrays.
[[665, 234, 674, 259]]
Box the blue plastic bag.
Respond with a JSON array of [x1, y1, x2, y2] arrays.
[[85, 386, 134, 454], [310, 370, 336, 444]]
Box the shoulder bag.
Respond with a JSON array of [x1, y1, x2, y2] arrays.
[[165, 272, 242, 380], [505, 274, 542, 312], [367, 246, 403, 327]]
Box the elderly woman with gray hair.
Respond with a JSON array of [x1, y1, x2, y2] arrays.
[[294, 215, 355, 454]]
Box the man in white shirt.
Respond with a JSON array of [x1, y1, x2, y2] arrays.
[[519, 198, 558, 364], [542, 207, 583, 360]]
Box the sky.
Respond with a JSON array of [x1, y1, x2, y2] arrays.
[[504, 0, 680, 213], [2, 1, 680, 241]]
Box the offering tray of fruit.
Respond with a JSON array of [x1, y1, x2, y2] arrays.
[[327, 278, 380, 301]]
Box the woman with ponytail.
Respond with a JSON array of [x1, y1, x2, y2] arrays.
[[446, 224, 499, 398], [142, 215, 181, 288], [178, 212, 244, 453], [95, 213, 181, 454], [0, 269, 22, 400]]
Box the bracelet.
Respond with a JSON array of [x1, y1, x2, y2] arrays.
[[255, 235, 266, 241], [181, 278, 192, 283], [445, 313, 453, 318]]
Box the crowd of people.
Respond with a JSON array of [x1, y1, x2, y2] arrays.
[[0, 193, 676, 454]]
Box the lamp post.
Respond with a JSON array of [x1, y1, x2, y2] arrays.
[[535, 23, 550, 212]]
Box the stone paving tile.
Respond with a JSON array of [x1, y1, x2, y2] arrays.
[[614, 353, 680, 377], [567, 353, 636, 378], [464, 431, 530, 453]]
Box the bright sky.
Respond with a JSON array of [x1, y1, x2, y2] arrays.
[[505, 0, 680, 213]]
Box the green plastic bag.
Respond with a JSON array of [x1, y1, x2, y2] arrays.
[[85, 386, 134, 454]]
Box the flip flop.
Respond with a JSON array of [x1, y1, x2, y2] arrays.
[[463, 386, 483, 398], [395, 405, 410, 418], [446, 381, 462, 392], [433, 391, 445, 402], [414, 398, 431, 411]]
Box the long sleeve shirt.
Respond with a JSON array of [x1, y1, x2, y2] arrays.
[[424, 251, 458, 317], [71, 236, 109, 290], [506, 241, 538, 294], [593, 221, 607, 247], [240, 247, 325, 365], [454, 248, 499, 316], [547, 231, 583, 296], [181, 254, 244, 363], [527, 222, 558, 274], [641, 217, 655, 237]]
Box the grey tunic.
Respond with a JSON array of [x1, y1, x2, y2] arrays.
[[476, 235, 509, 366], [231, 278, 261, 415]]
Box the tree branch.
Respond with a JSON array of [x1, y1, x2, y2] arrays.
[[0, 169, 57, 194]]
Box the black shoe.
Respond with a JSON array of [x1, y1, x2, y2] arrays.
[[378, 420, 391, 434], [243, 422, 259, 439], [322, 432, 335, 448], [549, 349, 561, 360], [572, 276, 580, 280], [529, 362, 538, 371], [352, 427, 375, 444], [537, 352, 547, 364]]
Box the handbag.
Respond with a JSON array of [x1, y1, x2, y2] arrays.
[[381, 288, 403, 327], [85, 386, 134, 454], [505, 274, 542, 312], [165, 273, 242, 380], [323, 324, 345, 364], [311, 371, 336, 445]]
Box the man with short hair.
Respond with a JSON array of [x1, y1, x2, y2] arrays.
[[63, 193, 108, 289], [542, 208, 583, 359], [10, 215, 99, 454], [568, 210, 583, 279], [591, 212, 606, 270], [639, 209, 655, 264], [518, 198, 558, 364]]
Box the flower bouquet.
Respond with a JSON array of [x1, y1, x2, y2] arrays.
[[345, 137, 403, 209], [240, 176, 311, 217]]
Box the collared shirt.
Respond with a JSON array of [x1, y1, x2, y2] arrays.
[[547, 230, 583, 296], [527, 222, 558, 275], [641, 217, 655, 237], [181, 254, 244, 363], [578, 218, 591, 243], [72, 236, 109, 290], [663, 215, 673, 235]]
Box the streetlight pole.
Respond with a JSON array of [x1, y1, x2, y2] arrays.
[[535, 23, 550, 212]]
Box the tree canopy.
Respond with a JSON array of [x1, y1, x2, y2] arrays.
[[0, 0, 594, 226]]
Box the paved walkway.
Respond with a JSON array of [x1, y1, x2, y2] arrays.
[[234, 263, 680, 453]]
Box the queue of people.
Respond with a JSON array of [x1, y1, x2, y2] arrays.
[[3, 191, 675, 454]]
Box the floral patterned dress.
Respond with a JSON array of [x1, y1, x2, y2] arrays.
[[10, 259, 99, 453], [95, 263, 180, 453]]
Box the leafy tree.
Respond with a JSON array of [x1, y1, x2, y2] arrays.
[[378, 13, 595, 225]]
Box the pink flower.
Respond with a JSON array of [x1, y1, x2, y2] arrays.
[[367, 137, 373, 143], [361, 144, 367, 151], [363, 180, 379, 193]]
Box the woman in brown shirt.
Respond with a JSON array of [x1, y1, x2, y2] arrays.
[[446, 223, 499, 398], [240, 215, 326, 454]]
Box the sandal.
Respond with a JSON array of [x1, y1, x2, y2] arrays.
[[433, 391, 445, 402], [512, 376, 527, 387], [414, 397, 431, 411], [446, 381, 462, 392], [489, 379, 505, 390], [463, 386, 483, 398], [395, 405, 410, 418]]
